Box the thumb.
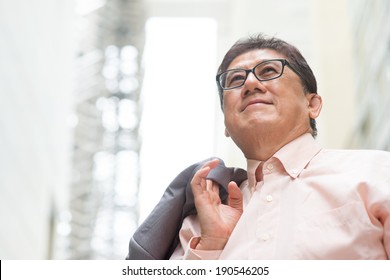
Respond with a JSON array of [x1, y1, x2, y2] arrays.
[[227, 181, 243, 214]]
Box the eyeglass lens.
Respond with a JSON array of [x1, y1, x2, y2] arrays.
[[220, 60, 284, 89]]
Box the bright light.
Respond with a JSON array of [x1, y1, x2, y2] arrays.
[[138, 17, 218, 222]]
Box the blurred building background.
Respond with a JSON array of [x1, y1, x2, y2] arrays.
[[0, 0, 389, 259], [348, 0, 390, 150]]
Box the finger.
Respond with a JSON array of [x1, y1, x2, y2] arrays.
[[191, 166, 210, 196], [191, 165, 210, 187], [227, 181, 243, 214], [191, 159, 220, 193], [204, 158, 220, 168], [206, 178, 213, 192], [206, 179, 221, 204], [201, 158, 220, 175], [211, 181, 221, 204], [211, 181, 220, 195]]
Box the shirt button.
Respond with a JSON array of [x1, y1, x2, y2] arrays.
[[266, 195, 273, 202], [260, 233, 270, 241], [291, 169, 298, 175], [266, 163, 274, 170]]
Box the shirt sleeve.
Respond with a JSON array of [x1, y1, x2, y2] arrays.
[[368, 156, 390, 259], [375, 157, 390, 259], [169, 215, 222, 260], [380, 186, 390, 259], [384, 214, 390, 259]]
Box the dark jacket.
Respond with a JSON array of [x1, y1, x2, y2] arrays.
[[126, 158, 247, 260]]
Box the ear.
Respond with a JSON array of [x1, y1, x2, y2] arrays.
[[307, 94, 322, 119], [224, 127, 230, 137]]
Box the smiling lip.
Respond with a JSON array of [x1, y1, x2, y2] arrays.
[[242, 99, 273, 111]]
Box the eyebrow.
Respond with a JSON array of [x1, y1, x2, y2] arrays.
[[228, 58, 279, 70]]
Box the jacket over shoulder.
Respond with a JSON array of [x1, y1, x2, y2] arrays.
[[126, 157, 247, 260]]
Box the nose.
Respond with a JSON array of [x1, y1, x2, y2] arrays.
[[242, 71, 267, 97]]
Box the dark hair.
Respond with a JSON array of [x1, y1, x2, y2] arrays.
[[217, 34, 318, 137]]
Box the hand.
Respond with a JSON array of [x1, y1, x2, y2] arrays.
[[191, 159, 243, 250]]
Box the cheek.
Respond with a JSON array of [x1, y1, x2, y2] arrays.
[[275, 95, 310, 124], [223, 105, 235, 125], [223, 100, 239, 130], [282, 100, 306, 115], [222, 93, 238, 112]]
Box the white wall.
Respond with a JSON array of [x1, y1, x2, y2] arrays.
[[310, 0, 356, 148], [0, 0, 74, 259]]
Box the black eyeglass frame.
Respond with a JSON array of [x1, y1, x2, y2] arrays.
[[216, 59, 300, 90]]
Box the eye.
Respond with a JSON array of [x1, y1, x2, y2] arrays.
[[257, 66, 278, 78], [224, 71, 246, 88], [255, 61, 283, 80]]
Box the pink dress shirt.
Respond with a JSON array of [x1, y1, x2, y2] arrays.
[[170, 133, 390, 259]]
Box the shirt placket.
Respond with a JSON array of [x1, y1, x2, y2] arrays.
[[251, 159, 281, 259]]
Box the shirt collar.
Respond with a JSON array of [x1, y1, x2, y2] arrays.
[[273, 133, 322, 178], [246, 133, 322, 187]]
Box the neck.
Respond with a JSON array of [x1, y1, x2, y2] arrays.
[[235, 128, 310, 161]]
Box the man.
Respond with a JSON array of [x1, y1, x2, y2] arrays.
[[168, 34, 390, 259]]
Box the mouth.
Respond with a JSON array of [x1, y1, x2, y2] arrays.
[[242, 99, 273, 111]]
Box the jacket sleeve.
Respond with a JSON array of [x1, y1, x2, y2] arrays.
[[126, 159, 211, 260]]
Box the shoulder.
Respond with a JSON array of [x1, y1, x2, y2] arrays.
[[319, 148, 390, 161], [316, 148, 390, 176]]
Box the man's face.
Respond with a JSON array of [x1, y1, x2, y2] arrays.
[[223, 48, 319, 153]]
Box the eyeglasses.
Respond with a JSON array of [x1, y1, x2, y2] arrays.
[[216, 59, 296, 90]]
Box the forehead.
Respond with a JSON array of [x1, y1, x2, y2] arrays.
[[228, 48, 286, 70]]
